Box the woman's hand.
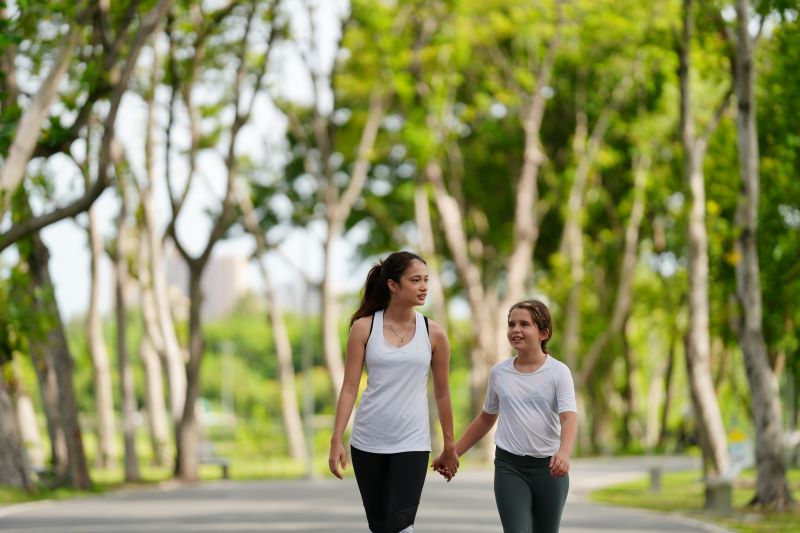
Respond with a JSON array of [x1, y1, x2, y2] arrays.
[[329, 439, 347, 479], [549, 449, 570, 478], [431, 446, 459, 482]]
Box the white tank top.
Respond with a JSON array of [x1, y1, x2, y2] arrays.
[[349, 310, 432, 453]]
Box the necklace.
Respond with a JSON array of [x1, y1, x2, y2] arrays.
[[388, 322, 414, 342]]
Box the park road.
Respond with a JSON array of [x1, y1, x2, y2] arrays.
[[0, 455, 732, 532]]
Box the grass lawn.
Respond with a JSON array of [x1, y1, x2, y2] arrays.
[[0, 456, 330, 506], [592, 468, 800, 533]]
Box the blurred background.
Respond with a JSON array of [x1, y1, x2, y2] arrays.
[[0, 0, 797, 515]]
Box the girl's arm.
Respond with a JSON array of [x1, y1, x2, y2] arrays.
[[328, 317, 369, 479], [454, 411, 498, 457], [549, 411, 577, 477], [429, 321, 458, 475]]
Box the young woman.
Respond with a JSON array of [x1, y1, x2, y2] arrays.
[[329, 251, 459, 533], [433, 299, 577, 533]]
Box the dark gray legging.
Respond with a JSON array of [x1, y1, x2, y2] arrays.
[[493, 447, 570, 533]]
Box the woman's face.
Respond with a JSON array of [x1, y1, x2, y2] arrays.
[[389, 259, 428, 307], [507, 307, 547, 351]]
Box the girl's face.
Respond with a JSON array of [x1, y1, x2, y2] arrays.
[[389, 260, 428, 307], [507, 308, 548, 352]]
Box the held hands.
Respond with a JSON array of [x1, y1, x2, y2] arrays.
[[431, 446, 459, 482], [549, 449, 570, 478], [328, 439, 347, 479]]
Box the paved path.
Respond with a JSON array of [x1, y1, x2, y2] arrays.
[[0, 456, 731, 532]]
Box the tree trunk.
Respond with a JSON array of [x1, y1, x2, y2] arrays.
[[576, 152, 648, 387], [620, 315, 638, 450], [13, 385, 45, 468], [139, 335, 170, 467], [317, 91, 385, 404], [115, 179, 141, 482], [320, 230, 345, 405], [559, 73, 627, 370], [140, 34, 187, 427], [679, 0, 730, 480], [657, 332, 677, 450], [86, 206, 118, 469], [137, 211, 173, 468], [28, 337, 68, 478], [237, 190, 308, 462], [732, 0, 792, 509], [142, 190, 186, 424], [27, 232, 91, 489], [264, 265, 308, 462], [414, 178, 449, 455], [684, 146, 730, 477], [0, 376, 32, 490], [175, 271, 204, 481], [427, 159, 492, 418]]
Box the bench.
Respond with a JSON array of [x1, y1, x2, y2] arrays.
[[198, 441, 230, 479]]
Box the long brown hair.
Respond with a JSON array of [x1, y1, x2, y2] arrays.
[[509, 299, 553, 354], [350, 251, 426, 327]]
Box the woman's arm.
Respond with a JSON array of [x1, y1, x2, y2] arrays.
[[328, 317, 369, 479], [429, 320, 458, 476]]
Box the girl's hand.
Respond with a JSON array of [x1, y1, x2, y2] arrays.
[[549, 450, 570, 478], [328, 440, 347, 479]]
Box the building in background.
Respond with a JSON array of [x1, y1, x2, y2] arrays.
[[164, 247, 249, 321]]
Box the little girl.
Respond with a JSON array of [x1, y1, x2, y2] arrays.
[[433, 299, 577, 533]]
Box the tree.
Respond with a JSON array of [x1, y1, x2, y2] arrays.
[[278, 0, 387, 404], [0, 285, 33, 490], [0, 0, 173, 252], [163, 0, 283, 480], [237, 189, 308, 462], [728, 0, 793, 509], [112, 170, 141, 482], [70, 125, 118, 470], [15, 197, 91, 489], [421, 1, 564, 425], [677, 0, 731, 488]]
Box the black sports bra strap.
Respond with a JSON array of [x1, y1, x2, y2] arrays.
[[364, 313, 375, 350]]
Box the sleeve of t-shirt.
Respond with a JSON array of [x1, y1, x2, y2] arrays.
[[482, 367, 499, 414], [556, 363, 578, 414]]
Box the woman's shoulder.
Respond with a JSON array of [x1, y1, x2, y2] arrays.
[[350, 314, 375, 339], [422, 315, 447, 341]]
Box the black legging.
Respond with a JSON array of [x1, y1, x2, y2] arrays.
[[350, 446, 429, 532]]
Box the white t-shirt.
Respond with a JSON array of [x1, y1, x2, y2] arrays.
[[483, 355, 577, 457], [349, 310, 432, 453]]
